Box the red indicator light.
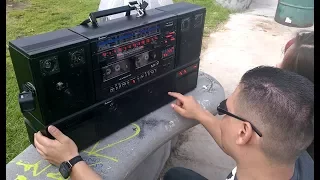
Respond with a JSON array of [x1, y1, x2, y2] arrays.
[[133, 43, 137, 47], [118, 48, 122, 52], [165, 40, 168, 44], [102, 52, 107, 57], [146, 39, 150, 43], [114, 49, 117, 53], [132, 79, 136, 84], [179, 72, 183, 76], [128, 45, 132, 48], [123, 47, 127, 50], [171, 38, 175, 41], [137, 42, 141, 46], [141, 40, 145, 44], [154, 36, 158, 40], [193, 65, 197, 68], [166, 35, 172, 38], [183, 70, 187, 74], [169, 32, 175, 35]]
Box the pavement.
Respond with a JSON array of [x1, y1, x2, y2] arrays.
[[161, 0, 313, 179]]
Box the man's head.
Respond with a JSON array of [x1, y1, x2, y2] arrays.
[[219, 66, 314, 165]]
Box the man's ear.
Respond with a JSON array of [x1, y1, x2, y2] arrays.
[[236, 122, 253, 145]]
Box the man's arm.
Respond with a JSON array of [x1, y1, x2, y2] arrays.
[[196, 110, 223, 149], [168, 92, 222, 148], [71, 161, 102, 180]]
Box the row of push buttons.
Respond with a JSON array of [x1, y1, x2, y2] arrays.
[[109, 68, 158, 93], [164, 31, 176, 44], [101, 36, 159, 59], [177, 64, 198, 77]]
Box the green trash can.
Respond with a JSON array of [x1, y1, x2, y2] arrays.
[[274, 0, 314, 28]]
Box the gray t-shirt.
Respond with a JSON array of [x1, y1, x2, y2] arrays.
[[226, 151, 314, 180]]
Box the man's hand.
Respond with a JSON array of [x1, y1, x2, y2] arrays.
[[169, 92, 223, 149], [168, 92, 208, 121], [34, 125, 79, 166]]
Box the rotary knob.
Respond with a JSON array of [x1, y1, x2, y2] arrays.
[[40, 56, 60, 76], [69, 49, 85, 67], [143, 52, 149, 60], [108, 102, 118, 112], [114, 64, 121, 72], [56, 82, 65, 91], [105, 68, 112, 75]]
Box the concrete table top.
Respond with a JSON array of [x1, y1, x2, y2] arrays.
[[6, 71, 225, 180]]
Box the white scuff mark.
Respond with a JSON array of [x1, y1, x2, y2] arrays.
[[169, 120, 175, 127], [202, 85, 208, 90], [198, 100, 211, 110], [165, 121, 175, 131], [285, 17, 292, 24], [169, 113, 180, 122]]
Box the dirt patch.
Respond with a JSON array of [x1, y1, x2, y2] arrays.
[[201, 38, 210, 53], [7, 1, 30, 14], [255, 21, 273, 32], [200, 21, 229, 60]]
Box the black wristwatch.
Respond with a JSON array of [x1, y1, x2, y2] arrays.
[[59, 155, 83, 179]]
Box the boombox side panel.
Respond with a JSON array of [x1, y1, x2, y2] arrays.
[[156, 2, 206, 67], [9, 46, 44, 122]]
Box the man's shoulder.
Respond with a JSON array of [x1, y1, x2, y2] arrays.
[[225, 151, 314, 180], [292, 151, 314, 180]]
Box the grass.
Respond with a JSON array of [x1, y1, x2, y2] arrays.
[[6, 0, 230, 164], [175, 0, 231, 36]]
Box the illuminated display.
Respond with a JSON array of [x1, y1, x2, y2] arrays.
[[97, 25, 160, 51], [98, 35, 159, 62]]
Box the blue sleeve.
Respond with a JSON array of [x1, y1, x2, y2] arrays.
[[291, 151, 314, 180]]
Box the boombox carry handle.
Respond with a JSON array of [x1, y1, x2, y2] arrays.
[[81, 1, 147, 27]]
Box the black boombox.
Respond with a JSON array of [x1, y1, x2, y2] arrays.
[[9, 2, 206, 150]]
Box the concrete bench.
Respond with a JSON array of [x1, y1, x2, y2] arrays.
[[6, 72, 225, 180]]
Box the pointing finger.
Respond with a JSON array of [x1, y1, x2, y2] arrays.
[[168, 92, 185, 102]]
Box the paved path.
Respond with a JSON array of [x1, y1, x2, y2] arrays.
[[162, 0, 313, 179]]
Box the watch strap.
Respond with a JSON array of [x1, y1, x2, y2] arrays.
[[68, 155, 83, 167]]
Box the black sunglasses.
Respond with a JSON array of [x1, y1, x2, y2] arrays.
[[217, 99, 263, 137]]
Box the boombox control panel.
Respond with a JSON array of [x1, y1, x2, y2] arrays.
[[9, 2, 206, 150], [86, 19, 178, 100]]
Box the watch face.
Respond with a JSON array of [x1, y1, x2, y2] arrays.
[[59, 162, 70, 179]]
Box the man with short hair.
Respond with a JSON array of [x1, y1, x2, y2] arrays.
[[165, 66, 314, 180], [34, 66, 314, 180]]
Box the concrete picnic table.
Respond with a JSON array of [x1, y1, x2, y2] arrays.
[[6, 72, 225, 180]]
